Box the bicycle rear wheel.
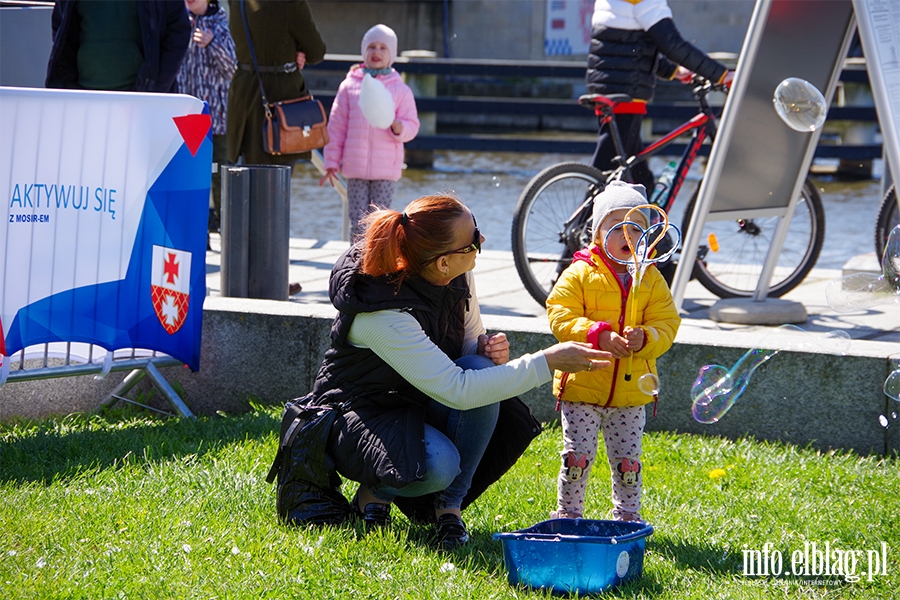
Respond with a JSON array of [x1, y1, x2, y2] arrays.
[[683, 178, 825, 298], [512, 163, 604, 305], [875, 185, 898, 259]]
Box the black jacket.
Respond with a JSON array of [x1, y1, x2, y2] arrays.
[[586, 18, 727, 101], [309, 248, 541, 522], [45, 0, 191, 92]]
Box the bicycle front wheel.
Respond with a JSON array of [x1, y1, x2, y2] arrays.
[[683, 179, 825, 298], [875, 185, 898, 259], [512, 163, 604, 306]]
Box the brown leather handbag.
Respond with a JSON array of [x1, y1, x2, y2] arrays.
[[240, 0, 329, 155]]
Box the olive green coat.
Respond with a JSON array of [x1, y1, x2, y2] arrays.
[[226, 0, 326, 165]]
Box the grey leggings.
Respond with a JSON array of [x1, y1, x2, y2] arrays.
[[347, 179, 395, 240]]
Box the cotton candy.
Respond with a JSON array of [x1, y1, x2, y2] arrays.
[[359, 73, 396, 129]]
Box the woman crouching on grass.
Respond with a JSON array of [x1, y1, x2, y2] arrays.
[[308, 193, 611, 549]]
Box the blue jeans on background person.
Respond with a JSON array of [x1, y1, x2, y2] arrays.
[[368, 353, 501, 508]]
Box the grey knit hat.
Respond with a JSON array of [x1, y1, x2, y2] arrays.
[[361, 24, 398, 67], [591, 180, 650, 239]]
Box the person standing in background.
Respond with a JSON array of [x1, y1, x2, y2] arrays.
[[226, 0, 326, 168], [176, 0, 237, 245], [227, 0, 326, 296], [319, 24, 420, 239], [586, 0, 732, 192], [46, 0, 191, 92]]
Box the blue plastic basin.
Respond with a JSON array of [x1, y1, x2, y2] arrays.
[[493, 519, 653, 595]]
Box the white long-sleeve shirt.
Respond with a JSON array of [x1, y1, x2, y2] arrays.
[[346, 274, 552, 410]]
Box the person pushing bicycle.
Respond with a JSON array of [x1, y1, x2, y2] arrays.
[[587, 0, 734, 191]]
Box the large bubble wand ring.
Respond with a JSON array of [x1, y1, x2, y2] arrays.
[[603, 204, 681, 381]]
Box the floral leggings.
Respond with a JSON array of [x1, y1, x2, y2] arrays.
[[556, 402, 645, 520]]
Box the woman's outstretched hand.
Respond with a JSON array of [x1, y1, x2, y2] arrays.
[[542, 341, 612, 373]]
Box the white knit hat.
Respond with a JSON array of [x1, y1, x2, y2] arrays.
[[591, 180, 650, 238], [361, 24, 398, 67]]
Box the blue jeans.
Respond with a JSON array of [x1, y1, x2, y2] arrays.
[[369, 354, 501, 510]]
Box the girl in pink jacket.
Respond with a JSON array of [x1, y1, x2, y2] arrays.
[[320, 24, 420, 238]]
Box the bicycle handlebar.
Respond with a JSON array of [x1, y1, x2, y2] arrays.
[[578, 74, 729, 114]]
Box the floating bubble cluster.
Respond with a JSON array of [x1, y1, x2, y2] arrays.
[[691, 325, 851, 424], [772, 77, 827, 132], [825, 225, 900, 312]]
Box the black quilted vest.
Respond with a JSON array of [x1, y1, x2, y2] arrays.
[[311, 247, 470, 409]]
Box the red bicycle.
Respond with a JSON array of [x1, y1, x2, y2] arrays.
[[511, 76, 826, 306]]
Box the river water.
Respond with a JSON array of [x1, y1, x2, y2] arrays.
[[289, 152, 887, 270]]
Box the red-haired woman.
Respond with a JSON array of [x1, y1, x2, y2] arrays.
[[306, 194, 610, 549]]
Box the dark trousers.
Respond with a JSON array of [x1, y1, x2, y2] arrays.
[[591, 113, 655, 195], [209, 134, 228, 233]]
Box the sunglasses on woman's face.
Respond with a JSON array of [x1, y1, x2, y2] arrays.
[[445, 215, 481, 255]]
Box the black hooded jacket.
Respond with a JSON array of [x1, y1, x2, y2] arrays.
[[586, 17, 727, 101]]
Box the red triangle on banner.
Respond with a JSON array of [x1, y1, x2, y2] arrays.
[[0, 315, 6, 356], [173, 113, 211, 157]]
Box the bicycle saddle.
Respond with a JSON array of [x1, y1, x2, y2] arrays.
[[578, 93, 633, 109]]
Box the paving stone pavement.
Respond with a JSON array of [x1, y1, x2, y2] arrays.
[[205, 234, 899, 346]]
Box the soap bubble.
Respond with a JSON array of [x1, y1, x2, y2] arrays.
[[638, 373, 659, 396], [826, 225, 900, 312], [491, 176, 501, 188], [885, 369, 900, 402], [879, 415, 890, 428], [773, 78, 827, 132], [691, 325, 851, 424]]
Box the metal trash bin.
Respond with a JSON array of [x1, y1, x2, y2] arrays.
[[220, 165, 291, 300]]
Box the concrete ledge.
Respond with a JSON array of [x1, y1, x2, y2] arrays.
[[2, 297, 898, 455]]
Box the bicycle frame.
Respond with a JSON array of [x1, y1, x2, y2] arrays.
[[514, 78, 825, 305], [598, 80, 722, 215]]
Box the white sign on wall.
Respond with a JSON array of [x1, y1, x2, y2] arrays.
[[545, 0, 594, 56]]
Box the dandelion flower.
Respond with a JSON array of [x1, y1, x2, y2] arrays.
[[708, 468, 727, 480]]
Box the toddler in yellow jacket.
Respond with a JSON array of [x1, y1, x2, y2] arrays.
[[546, 180, 681, 522]]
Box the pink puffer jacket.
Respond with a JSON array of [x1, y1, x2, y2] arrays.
[[323, 66, 420, 181]]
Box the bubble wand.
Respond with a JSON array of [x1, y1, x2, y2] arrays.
[[603, 204, 680, 381]]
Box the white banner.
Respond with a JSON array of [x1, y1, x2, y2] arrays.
[[1, 87, 211, 369]]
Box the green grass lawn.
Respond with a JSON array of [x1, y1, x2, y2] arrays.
[[1, 405, 897, 599]]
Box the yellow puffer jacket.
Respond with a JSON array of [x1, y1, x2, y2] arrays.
[[546, 245, 681, 407]]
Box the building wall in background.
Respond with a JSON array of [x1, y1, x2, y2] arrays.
[[308, 0, 755, 61]]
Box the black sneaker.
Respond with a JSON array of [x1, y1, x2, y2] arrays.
[[352, 490, 390, 530], [436, 513, 470, 550]]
